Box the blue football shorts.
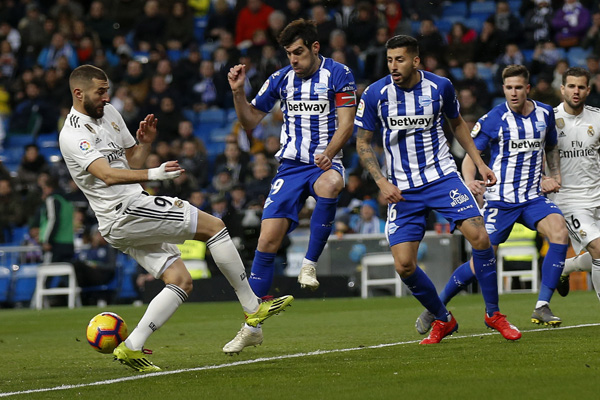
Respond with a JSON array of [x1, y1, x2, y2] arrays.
[[483, 196, 563, 245], [262, 159, 345, 232], [386, 171, 482, 246]]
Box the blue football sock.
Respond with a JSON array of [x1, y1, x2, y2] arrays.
[[439, 261, 476, 304], [538, 242, 568, 302], [305, 196, 338, 262], [402, 266, 449, 321], [472, 247, 499, 316], [248, 250, 276, 298]]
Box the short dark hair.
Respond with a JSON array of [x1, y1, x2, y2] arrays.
[[69, 64, 108, 91], [278, 19, 318, 48], [562, 67, 591, 86], [502, 64, 529, 83], [385, 35, 419, 56]]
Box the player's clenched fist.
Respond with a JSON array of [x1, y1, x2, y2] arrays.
[[228, 64, 246, 91]]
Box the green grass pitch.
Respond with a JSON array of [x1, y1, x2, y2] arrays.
[[1, 291, 599, 399]]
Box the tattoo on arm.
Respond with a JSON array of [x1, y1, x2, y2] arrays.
[[545, 146, 560, 178], [356, 128, 385, 181]]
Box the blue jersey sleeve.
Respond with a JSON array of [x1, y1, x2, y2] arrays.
[[251, 71, 283, 113], [354, 84, 379, 132], [471, 113, 495, 151], [545, 108, 558, 147], [331, 62, 357, 101], [440, 78, 460, 120]]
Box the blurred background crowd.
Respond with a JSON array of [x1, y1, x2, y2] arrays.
[[2, 0, 600, 286]]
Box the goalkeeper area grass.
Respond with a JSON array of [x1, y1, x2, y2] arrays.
[[1, 290, 599, 399]]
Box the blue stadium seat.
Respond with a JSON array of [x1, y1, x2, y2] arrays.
[[435, 19, 453, 36], [7, 226, 29, 245], [469, 1, 495, 18], [522, 49, 535, 63], [198, 108, 226, 123], [210, 127, 231, 142], [167, 49, 182, 63], [477, 65, 494, 81], [508, 0, 522, 12], [442, 2, 468, 18], [36, 131, 58, 148], [492, 97, 506, 107], [115, 253, 139, 301], [0, 266, 11, 303], [10, 264, 37, 304], [411, 20, 421, 35], [0, 147, 22, 163], [38, 146, 62, 161], [182, 109, 198, 126], [567, 46, 592, 68], [193, 16, 208, 44], [5, 134, 35, 148], [464, 17, 484, 33], [450, 67, 464, 80], [226, 108, 238, 123]]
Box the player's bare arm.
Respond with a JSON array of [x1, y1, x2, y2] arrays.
[[127, 114, 158, 169], [544, 144, 562, 190], [356, 127, 404, 202], [316, 105, 356, 170], [461, 154, 487, 198], [228, 64, 267, 130], [450, 115, 497, 186], [87, 157, 183, 186]]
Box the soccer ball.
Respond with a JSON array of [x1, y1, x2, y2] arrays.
[[86, 312, 129, 354]]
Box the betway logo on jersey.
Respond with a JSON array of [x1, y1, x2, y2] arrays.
[[387, 115, 434, 129], [509, 138, 543, 153], [287, 100, 329, 115]]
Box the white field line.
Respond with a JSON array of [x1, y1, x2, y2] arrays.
[[1, 323, 599, 398]]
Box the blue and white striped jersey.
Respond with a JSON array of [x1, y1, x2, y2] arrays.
[[354, 70, 459, 190], [471, 100, 557, 203], [251, 55, 356, 164]]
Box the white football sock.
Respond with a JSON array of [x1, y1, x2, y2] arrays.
[[535, 300, 549, 309], [125, 284, 187, 351], [563, 252, 592, 275], [207, 228, 260, 314], [592, 259, 600, 302]]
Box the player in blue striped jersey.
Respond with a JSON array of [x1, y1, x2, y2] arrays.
[[224, 19, 357, 353], [355, 35, 521, 344], [430, 65, 569, 327]]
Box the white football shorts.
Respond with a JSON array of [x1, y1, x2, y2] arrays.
[[104, 192, 198, 278], [560, 203, 600, 254]]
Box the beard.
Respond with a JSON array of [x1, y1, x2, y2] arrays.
[[83, 96, 105, 119]]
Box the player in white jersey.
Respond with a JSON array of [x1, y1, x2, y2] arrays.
[[224, 19, 356, 353], [355, 35, 521, 344], [551, 67, 600, 302], [59, 65, 293, 371], [420, 65, 569, 328]]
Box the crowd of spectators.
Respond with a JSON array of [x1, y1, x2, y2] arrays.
[[3, 0, 600, 256]]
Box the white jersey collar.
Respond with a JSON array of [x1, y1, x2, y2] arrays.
[[69, 106, 102, 125]]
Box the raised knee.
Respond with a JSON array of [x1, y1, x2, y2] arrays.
[[394, 261, 416, 278]]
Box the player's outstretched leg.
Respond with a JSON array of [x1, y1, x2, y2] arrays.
[[222, 295, 294, 355], [298, 259, 319, 290], [299, 196, 338, 290], [223, 324, 263, 355], [531, 304, 562, 327], [420, 312, 458, 345], [415, 309, 435, 335], [113, 342, 161, 372], [533, 243, 568, 326], [485, 312, 522, 340], [558, 252, 593, 297], [415, 261, 475, 335]]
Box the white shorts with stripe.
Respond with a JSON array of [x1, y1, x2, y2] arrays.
[[559, 202, 600, 254], [104, 192, 197, 278]]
